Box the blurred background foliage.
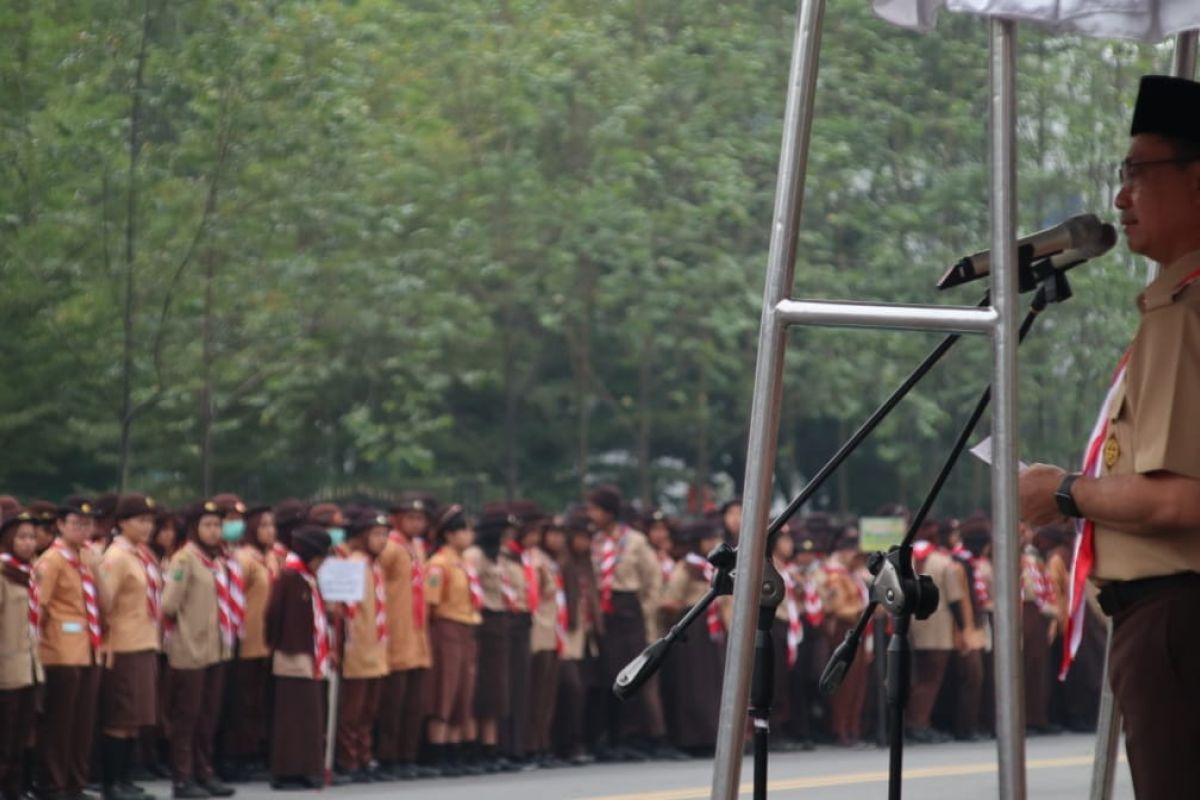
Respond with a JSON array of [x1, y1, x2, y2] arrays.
[[0, 0, 1173, 514]]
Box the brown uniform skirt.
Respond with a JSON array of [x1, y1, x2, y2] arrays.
[[474, 611, 511, 720], [102, 650, 159, 729], [660, 612, 724, 749], [270, 677, 325, 780], [429, 618, 477, 727]]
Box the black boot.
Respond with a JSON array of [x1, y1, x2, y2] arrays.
[[101, 737, 139, 800]]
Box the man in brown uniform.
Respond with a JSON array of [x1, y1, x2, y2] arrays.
[[36, 497, 103, 800], [161, 502, 238, 799], [375, 493, 434, 780], [1019, 75, 1200, 800], [905, 536, 964, 744], [97, 494, 162, 800], [586, 485, 663, 761]]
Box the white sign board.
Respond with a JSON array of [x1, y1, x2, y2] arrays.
[[317, 557, 366, 603]]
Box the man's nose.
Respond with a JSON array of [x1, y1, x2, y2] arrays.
[[1114, 183, 1131, 210]]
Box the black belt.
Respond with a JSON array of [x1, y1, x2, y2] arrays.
[[1096, 572, 1200, 616]]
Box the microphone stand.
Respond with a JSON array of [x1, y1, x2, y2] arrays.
[[819, 273, 1073, 800], [613, 544, 784, 800]]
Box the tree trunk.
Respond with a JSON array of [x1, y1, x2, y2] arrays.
[[118, 0, 152, 490], [636, 344, 653, 506]]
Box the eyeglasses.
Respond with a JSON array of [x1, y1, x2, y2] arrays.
[[1117, 157, 1200, 186]]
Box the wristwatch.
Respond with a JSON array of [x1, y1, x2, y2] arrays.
[[1055, 473, 1083, 518]]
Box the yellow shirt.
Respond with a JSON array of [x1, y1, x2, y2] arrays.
[[425, 547, 481, 626]]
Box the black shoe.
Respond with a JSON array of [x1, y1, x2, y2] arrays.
[[117, 783, 151, 799], [568, 752, 595, 767], [460, 761, 485, 777], [439, 762, 463, 778], [412, 764, 440, 779], [198, 780, 234, 798], [327, 773, 352, 787], [171, 783, 209, 800], [102, 786, 143, 800], [650, 744, 689, 761], [905, 727, 937, 745]]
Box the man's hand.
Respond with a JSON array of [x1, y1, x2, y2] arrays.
[[1018, 463, 1070, 527]]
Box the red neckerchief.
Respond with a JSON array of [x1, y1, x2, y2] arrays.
[[283, 552, 329, 679], [1, 553, 39, 641], [685, 553, 724, 643], [52, 540, 101, 650]]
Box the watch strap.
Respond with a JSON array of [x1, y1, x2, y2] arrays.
[[1055, 473, 1082, 519]]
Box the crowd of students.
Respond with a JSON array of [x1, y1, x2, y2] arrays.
[[0, 486, 1106, 800]]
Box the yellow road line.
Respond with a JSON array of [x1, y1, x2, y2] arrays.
[[577, 753, 1124, 800]]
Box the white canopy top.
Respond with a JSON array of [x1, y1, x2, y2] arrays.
[[873, 0, 1200, 42]]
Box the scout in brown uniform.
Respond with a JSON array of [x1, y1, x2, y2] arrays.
[[659, 520, 727, 754], [36, 497, 103, 800], [905, 534, 963, 744], [96, 494, 162, 800], [224, 507, 279, 780], [265, 527, 332, 790], [468, 504, 519, 773], [946, 518, 986, 742], [424, 506, 482, 776], [375, 492, 434, 781], [586, 485, 664, 761], [1017, 523, 1057, 734], [766, 525, 806, 751], [823, 533, 870, 747], [1019, 76, 1200, 798], [526, 519, 564, 768], [497, 502, 539, 767], [334, 509, 389, 781], [555, 519, 601, 765], [161, 502, 238, 799], [0, 512, 42, 800]]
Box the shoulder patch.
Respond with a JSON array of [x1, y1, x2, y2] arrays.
[[173, 567, 186, 581]]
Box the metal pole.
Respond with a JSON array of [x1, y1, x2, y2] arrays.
[[776, 298, 998, 333], [710, 0, 826, 795], [1173, 31, 1198, 79], [1088, 35, 1198, 798], [988, 18, 1027, 800], [1090, 619, 1121, 800]]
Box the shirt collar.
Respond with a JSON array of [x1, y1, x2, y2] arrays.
[[1137, 249, 1200, 313]]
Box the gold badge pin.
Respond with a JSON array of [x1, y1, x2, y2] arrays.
[[1103, 433, 1121, 469]]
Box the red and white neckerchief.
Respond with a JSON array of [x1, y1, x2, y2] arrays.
[[390, 532, 427, 630], [115, 536, 162, 621], [659, 553, 675, 585], [283, 551, 330, 679], [499, 561, 520, 612], [1021, 547, 1054, 612], [53, 541, 101, 651], [972, 557, 992, 609], [1, 553, 39, 641], [372, 561, 387, 642], [550, 561, 568, 655], [777, 561, 804, 667], [1061, 347, 1131, 679], [190, 544, 244, 650], [595, 527, 628, 615], [802, 576, 824, 627], [520, 548, 540, 614], [911, 539, 935, 564], [464, 558, 484, 611], [685, 553, 724, 643]]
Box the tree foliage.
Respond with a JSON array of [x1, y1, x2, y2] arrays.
[[0, 0, 1175, 514]]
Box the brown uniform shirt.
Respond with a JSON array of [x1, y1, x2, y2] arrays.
[[341, 552, 389, 679], [530, 548, 560, 654], [161, 544, 234, 669], [97, 537, 160, 654], [35, 543, 100, 667], [426, 547, 481, 626], [909, 550, 964, 651], [592, 527, 662, 626], [379, 534, 432, 670], [235, 545, 277, 660], [0, 572, 43, 689], [1093, 250, 1200, 580]]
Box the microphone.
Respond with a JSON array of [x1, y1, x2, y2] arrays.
[[1018, 222, 1118, 293], [937, 214, 1109, 290]]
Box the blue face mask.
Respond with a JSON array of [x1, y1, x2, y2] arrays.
[[329, 527, 346, 547], [222, 519, 245, 542]]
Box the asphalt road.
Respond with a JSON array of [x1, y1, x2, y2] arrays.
[[201, 733, 1133, 799]]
